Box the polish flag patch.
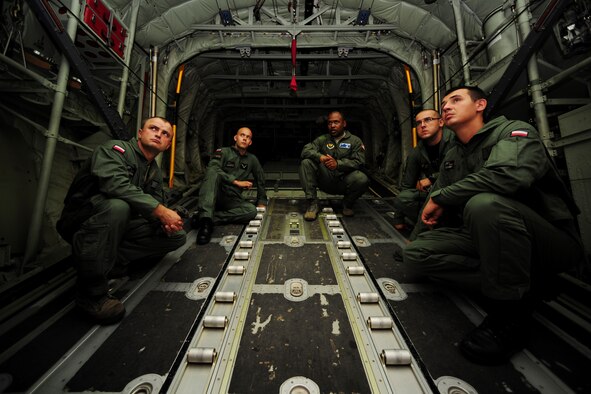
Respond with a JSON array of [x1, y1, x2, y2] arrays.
[[510, 130, 529, 137], [112, 144, 126, 154]]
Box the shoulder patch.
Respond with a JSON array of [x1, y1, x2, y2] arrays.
[[112, 144, 125, 154], [510, 130, 529, 137]]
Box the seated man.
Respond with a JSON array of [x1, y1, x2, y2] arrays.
[[403, 86, 584, 364], [192, 127, 267, 245], [299, 110, 369, 220], [392, 109, 452, 232], [57, 116, 187, 325]]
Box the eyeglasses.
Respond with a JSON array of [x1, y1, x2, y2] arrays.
[[415, 117, 441, 127]]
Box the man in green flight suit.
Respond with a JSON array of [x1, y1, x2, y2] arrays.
[[192, 127, 267, 245], [403, 86, 585, 364], [392, 109, 453, 234], [57, 117, 187, 325], [299, 110, 369, 220]]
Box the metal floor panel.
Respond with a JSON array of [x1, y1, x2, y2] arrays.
[[66, 292, 204, 392], [229, 293, 371, 393], [3, 195, 588, 394], [166, 199, 435, 394]]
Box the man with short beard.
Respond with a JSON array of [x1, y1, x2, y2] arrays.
[[299, 110, 369, 220]]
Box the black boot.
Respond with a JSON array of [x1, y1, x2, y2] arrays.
[[460, 301, 532, 365], [196, 217, 213, 245]]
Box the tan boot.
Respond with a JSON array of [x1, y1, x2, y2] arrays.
[[304, 200, 319, 221], [76, 294, 125, 325]]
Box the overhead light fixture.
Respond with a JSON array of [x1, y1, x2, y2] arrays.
[[219, 10, 234, 26], [355, 9, 371, 26]]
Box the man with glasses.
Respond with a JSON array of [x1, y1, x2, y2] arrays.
[[403, 86, 584, 364], [57, 117, 187, 325], [299, 110, 369, 220], [391, 109, 452, 234]]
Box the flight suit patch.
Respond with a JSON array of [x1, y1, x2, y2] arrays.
[[339, 142, 351, 149], [113, 145, 125, 154], [240, 163, 248, 169], [510, 130, 529, 137], [225, 162, 235, 168], [326, 143, 335, 150], [444, 160, 455, 170]]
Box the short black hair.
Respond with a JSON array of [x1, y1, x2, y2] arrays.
[[327, 110, 346, 120], [444, 85, 487, 101]]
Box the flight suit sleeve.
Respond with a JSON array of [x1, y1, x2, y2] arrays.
[[400, 149, 422, 190], [336, 138, 365, 173], [208, 148, 238, 185], [301, 137, 324, 162], [431, 126, 549, 206], [90, 144, 160, 216], [251, 156, 268, 205]]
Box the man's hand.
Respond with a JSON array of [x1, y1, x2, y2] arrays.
[[233, 180, 253, 189], [421, 197, 443, 227], [320, 154, 338, 170], [153, 204, 184, 235], [416, 178, 432, 192]]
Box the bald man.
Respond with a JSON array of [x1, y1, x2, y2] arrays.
[[192, 127, 267, 244]]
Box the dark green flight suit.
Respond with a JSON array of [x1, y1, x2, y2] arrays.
[[393, 128, 453, 226], [299, 131, 369, 205], [197, 146, 267, 224], [57, 138, 187, 298], [403, 116, 584, 300]]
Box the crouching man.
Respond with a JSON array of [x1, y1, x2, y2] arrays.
[[57, 117, 186, 325]]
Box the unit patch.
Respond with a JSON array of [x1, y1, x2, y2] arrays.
[[112, 145, 125, 154], [326, 143, 335, 150], [339, 142, 351, 149], [225, 162, 235, 168], [510, 130, 529, 137], [241, 163, 248, 169], [443, 160, 455, 170]]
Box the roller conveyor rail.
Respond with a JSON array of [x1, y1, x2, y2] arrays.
[[0, 195, 588, 393]]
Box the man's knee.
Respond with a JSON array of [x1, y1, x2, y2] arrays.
[[104, 198, 131, 216], [397, 189, 418, 205], [464, 193, 513, 227], [167, 230, 187, 250], [299, 158, 318, 175], [402, 242, 428, 271], [235, 204, 257, 224], [350, 171, 369, 187], [92, 198, 131, 226], [344, 171, 369, 195]]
